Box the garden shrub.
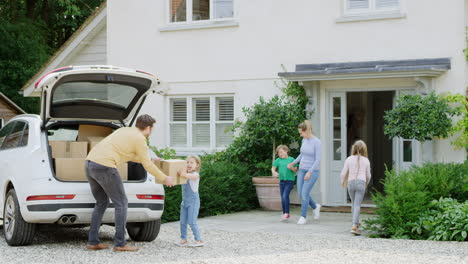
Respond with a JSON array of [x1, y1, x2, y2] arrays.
[[365, 161, 468, 239], [161, 158, 258, 223], [410, 198, 468, 241], [150, 146, 259, 223]]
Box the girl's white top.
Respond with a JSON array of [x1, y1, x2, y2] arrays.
[[340, 155, 371, 185], [189, 172, 200, 193]]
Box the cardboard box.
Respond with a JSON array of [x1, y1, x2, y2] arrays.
[[157, 159, 187, 185], [87, 136, 106, 151], [77, 125, 113, 142], [49, 141, 88, 158], [55, 158, 128, 181], [55, 158, 87, 181]]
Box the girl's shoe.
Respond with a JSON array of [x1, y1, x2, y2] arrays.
[[176, 240, 189, 247], [351, 225, 361, 236], [297, 216, 307, 225], [313, 204, 321, 220], [281, 213, 290, 221], [191, 240, 205, 247]]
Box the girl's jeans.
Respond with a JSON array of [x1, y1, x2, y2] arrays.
[[279, 180, 294, 214], [180, 195, 201, 241], [348, 180, 366, 226], [297, 169, 319, 218]]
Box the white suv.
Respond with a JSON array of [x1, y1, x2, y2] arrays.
[[0, 66, 165, 246]]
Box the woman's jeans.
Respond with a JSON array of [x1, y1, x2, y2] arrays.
[[279, 180, 294, 214], [297, 169, 319, 218], [348, 180, 366, 225]]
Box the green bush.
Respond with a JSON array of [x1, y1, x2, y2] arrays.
[[411, 198, 468, 241], [160, 156, 258, 223], [365, 161, 468, 239]]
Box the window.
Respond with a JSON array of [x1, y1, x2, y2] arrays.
[[1, 121, 27, 150], [170, 0, 234, 23], [0, 122, 14, 148], [346, 0, 400, 14], [169, 96, 234, 150]]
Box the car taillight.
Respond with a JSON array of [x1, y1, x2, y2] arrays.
[[26, 195, 76, 201], [136, 194, 164, 200]]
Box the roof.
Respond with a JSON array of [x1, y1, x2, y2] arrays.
[[278, 58, 451, 81], [0, 92, 27, 114], [20, 2, 107, 96]]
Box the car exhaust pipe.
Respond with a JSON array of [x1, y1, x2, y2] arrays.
[[69, 216, 77, 223], [58, 216, 69, 225]]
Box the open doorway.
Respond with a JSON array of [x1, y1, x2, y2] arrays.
[[346, 91, 394, 203]]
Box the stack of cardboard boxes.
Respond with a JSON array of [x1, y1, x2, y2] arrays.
[[50, 125, 127, 181]]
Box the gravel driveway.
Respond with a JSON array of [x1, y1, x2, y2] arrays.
[[0, 210, 466, 264]]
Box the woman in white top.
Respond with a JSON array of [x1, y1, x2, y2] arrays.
[[340, 140, 371, 235]]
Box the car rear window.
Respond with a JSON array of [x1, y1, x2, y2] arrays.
[[53, 82, 139, 108]]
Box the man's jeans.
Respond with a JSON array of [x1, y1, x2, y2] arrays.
[[279, 180, 294, 214], [296, 169, 319, 218], [86, 160, 128, 247]]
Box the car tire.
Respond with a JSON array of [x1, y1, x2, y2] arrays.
[[3, 189, 36, 246], [126, 219, 161, 242]]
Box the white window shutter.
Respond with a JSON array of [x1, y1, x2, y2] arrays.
[[376, 0, 399, 9], [215, 97, 234, 147], [193, 98, 210, 121], [170, 98, 187, 121], [216, 97, 234, 121], [348, 0, 369, 9], [216, 123, 233, 147], [170, 98, 187, 147], [193, 124, 210, 147]]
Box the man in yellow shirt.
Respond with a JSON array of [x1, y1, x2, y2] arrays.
[[85, 115, 173, 252]]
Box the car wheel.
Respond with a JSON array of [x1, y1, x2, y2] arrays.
[[3, 189, 36, 246], [126, 219, 161, 242]]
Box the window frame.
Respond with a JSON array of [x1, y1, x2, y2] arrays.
[[344, 0, 401, 15], [167, 95, 235, 153], [0, 120, 29, 151], [167, 0, 235, 25]]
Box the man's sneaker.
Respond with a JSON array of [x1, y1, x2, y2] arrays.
[[297, 216, 307, 225], [313, 204, 321, 220], [113, 244, 139, 252], [86, 243, 109, 251]]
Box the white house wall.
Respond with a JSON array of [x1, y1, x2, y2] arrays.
[[107, 0, 467, 161], [62, 23, 107, 66]]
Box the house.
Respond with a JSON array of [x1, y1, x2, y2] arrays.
[[21, 0, 467, 206], [0, 92, 26, 128]]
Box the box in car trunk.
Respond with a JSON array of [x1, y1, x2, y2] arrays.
[[49, 141, 88, 158], [77, 125, 113, 142], [55, 158, 128, 181]]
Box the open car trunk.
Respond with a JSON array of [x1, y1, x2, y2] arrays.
[[47, 122, 147, 182]]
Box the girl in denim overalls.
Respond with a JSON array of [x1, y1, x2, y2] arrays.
[[177, 155, 204, 247]]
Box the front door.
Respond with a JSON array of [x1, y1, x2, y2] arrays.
[[327, 92, 347, 205]]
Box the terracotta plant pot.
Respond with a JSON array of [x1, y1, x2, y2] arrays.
[[252, 176, 281, 211]]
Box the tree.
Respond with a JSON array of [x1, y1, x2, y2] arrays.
[[0, 0, 104, 113], [384, 92, 462, 143], [224, 82, 309, 175]]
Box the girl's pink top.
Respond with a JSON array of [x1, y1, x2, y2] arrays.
[[340, 155, 371, 185]]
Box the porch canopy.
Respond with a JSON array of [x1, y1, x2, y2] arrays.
[[278, 58, 450, 81]]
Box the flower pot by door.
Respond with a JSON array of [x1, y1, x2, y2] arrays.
[[252, 176, 281, 211]]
